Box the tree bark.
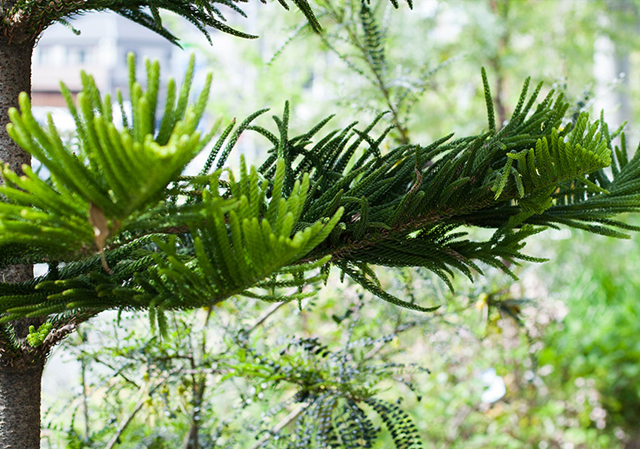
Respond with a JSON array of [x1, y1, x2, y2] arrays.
[[0, 362, 45, 448], [0, 42, 33, 174], [0, 36, 45, 449]]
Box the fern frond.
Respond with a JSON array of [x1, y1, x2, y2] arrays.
[[360, 3, 386, 76], [366, 398, 423, 449]]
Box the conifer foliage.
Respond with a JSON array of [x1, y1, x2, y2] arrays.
[[1, 1, 640, 446], [2, 43, 640, 333]]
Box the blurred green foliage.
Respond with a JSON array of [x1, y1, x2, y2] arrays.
[[538, 222, 640, 440], [41, 251, 640, 448], [201, 0, 640, 147]]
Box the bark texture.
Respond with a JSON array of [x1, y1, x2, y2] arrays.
[[0, 41, 33, 174], [0, 36, 45, 449], [0, 362, 45, 449]]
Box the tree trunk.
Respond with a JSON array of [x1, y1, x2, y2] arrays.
[[0, 36, 45, 449], [0, 362, 45, 448], [0, 42, 33, 173]]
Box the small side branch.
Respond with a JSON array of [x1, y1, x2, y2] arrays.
[[249, 403, 311, 449], [104, 368, 178, 449]]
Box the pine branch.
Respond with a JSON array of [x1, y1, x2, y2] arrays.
[[2, 59, 640, 323], [0, 0, 415, 44], [1, 1, 297, 43]]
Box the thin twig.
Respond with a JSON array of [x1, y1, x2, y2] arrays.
[[248, 403, 311, 449], [245, 302, 287, 335], [104, 368, 179, 449], [323, 0, 410, 143]]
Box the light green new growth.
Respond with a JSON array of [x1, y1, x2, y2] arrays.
[[26, 322, 52, 348], [2, 54, 213, 256]]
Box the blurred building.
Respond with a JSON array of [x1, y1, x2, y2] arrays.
[[32, 13, 176, 107]]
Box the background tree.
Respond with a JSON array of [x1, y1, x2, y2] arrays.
[[2, 1, 640, 448], [233, 0, 639, 143]]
